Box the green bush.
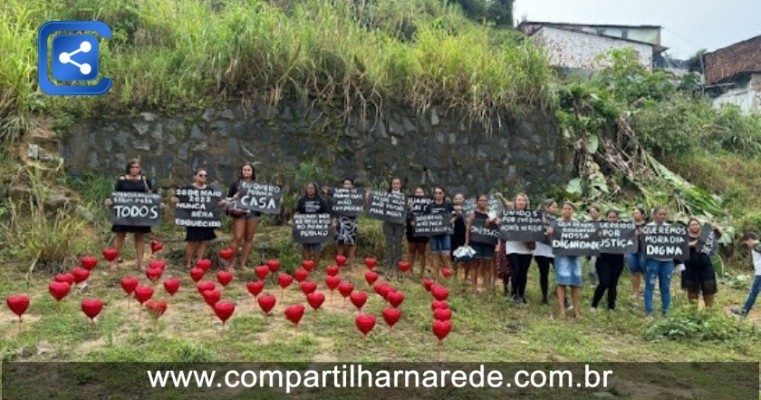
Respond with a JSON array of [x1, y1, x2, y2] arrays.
[[643, 307, 754, 342]]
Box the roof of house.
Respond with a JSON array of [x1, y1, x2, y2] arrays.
[[703, 34, 761, 84], [517, 21, 662, 30]]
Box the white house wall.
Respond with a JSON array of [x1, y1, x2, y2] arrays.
[[531, 27, 654, 71], [712, 73, 761, 113]]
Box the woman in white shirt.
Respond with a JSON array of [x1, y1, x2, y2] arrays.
[[534, 199, 557, 305]]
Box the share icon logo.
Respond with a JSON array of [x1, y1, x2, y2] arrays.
[[38, 21, 112, 96]]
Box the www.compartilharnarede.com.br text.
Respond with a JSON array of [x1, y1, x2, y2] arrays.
[[147, 364, 613, 393]]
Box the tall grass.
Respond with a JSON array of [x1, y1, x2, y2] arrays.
[[1, 0, 551, 142]]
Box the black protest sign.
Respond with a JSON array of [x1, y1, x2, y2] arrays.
[[292, 213, 333, 244], [174, 186, 223, 228], [235, 182, 282, 214], [462, 198, 476, 218], [499, 210, 545, 242], [542, 213, 558, 245], [109, 192, 162, 226], [598, 221, 638, 254], [469, 218, 500, 246], [367, 191, 406, 224], [698, 223, 718, 256], [414, 214, 453, 237], [330, 188, 365, 216], [488, 194, 504, 216], [642, 224, 689, 258], [409, 195, 434, 216], [551, 220, 600, 256]]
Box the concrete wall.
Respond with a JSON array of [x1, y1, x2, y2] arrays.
[[61, 101, 573, 198], [712, 73, 761, 113], [531, 27, 654, 71]]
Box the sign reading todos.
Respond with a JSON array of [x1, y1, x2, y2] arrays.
[[109, 192, 161, 226]]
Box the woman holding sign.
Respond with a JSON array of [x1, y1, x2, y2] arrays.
[[335, 178, 359, 268], [503, 193, 534, 305], [643, 207, 676, 318], [627, 207, 648, 299], [591, 210, 626, 312], [547, 201, 583, 318], [103, 159, 156, 271], [425, 186, 455, 278], [224, 163, 260, 270], [465, 195, 497, 293], [684, 218, 721, 308], [171, 168, 217, 270], [534, 199, 557, 305], [295, 182, 330, 267], [406, 186, 429, 277]]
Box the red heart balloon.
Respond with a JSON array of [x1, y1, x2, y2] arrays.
[[189, 268, 205, 283], [434, 308, 453, 321], [350, 291, 368, 310], [150, 240, 164, 253], [202, 290, 221, 307], [255, 265, 270, 281], [102, 248, 118, 262], [257, 294, 276, 314], [71, 268, 90, 284], [284, 304, 305, 325], [145, 299, 167, 319], [325, 276, 341, 291], [380, 285, 396, 300], [382, 307, 401, 328], [145, 267, 162, 283], [293, 268, 309, 282], [364, 271, 378, 285], [219, 248, 234, 261], [335, 255, 347, 267], [55, 273, 75, 285], [81, 299, 104, 320], [278, 273, 294, 289], [387, 291, 405, 308], [217, 271, 233, 287], [196, 259, 212, 272], [266, 259, 281, 273], [196, 281, 216, 295], [163, 278, 180, 296], [134, 286, 154, 305], [213, 301, 235, 323], [301, 260, 315, 272], [120, 277, 139, 295], [364, 257, 377, 270], [306, 292, 325, 310], [423, 279, 434, 292], [80, 256, 97, 271], [432, 286, 449, 301], [441, 267, 453, 278], [6, 295, 30, 318], [149, 260, 166, 271], [49, 282, 70, 301], [300, 281, 317, 295], [373, 283, 388, 296], [326, 265, 340, 276], [337, 282, 354, 298], [246, 281, 264, 297], [398, 261, 411, 272], [433, 320, 452, 341], [431, 300, 449, 311], [355, 313, 376, 337]]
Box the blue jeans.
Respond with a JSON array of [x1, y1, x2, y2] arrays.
[[644, 259, 674, 316], [741, 275, 761, 315], [430, 235, 451, 253], [626, 252, 645, 274]]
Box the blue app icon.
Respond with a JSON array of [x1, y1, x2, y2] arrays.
[[38, 21, 112, 95]]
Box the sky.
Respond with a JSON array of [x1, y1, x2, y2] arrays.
[[513, 0, 761, 59]]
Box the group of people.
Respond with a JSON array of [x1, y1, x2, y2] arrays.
[[104, 160, 760, 319]]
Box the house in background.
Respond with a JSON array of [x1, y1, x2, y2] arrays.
[[517, 21, 667, 72], [703, 35, 761, 113]]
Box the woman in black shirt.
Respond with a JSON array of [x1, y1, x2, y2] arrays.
[[425, 186, 455, 278], [295, 182, 329, 268], [223, 163, 260, 270], [591, 210, 626, 311], [684, 218, 720, 308], [450, 193, 467, 279], [465, 194, 497, 294], [171, 168, 217, 269], [104, 159, 156, 271]]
